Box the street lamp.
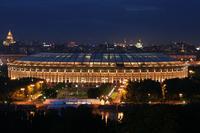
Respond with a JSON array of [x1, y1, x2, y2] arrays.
[[20, 88, 25, 97], [179, 93, 183, 98], [96, 85, 99, 88], [178, 93, 186, 104], [75, 84, 78, 95], [39, 81, 44, 90], [20, 88, 25, 91], [30, 84, 35, 87]]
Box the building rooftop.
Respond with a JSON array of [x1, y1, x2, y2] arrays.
[[17, 53, 176, 63]]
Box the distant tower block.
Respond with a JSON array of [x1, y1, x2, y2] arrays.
[[135, 39, 143, 49], [3, 30, 16, 46], [180, 44, 185, 53]]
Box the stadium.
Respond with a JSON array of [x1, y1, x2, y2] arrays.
[[8, 53, 188, 83]]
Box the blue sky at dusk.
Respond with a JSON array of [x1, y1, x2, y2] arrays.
[[0, 0, 200, 44]]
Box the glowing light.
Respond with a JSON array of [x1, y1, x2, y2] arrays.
[[179, 93, 183, 98], [182, 100, 186, 104], [3, 30, 16, 46], [105, 112, 109, 125], [189, 70, 195, 74], [30, 111, 35, 117], [196, 47, 200, 51], [20, 88, 25, 91], [96, 85, 99, 88], [100, 99, 105, 105], [39, 81, 44, 84], [30, 84, 35, 87], [118, 112, 124, 122]]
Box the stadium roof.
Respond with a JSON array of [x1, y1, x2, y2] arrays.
[[17, 53, 176, 63]]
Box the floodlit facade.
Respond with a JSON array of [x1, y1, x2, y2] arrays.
[[135, 40, 143, 49], [8, 53, 188, 83]]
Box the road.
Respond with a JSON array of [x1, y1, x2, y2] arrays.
[[111, 80, 128, 104]]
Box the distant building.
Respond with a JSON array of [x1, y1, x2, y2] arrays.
[[169, 54, 197, 62], [0, 54, 26, 65], [114, 39, 127, 48], [135, 40, 143, 49], [68, 41, 78, 47], [180, 44, 185, 53], [43, 42, 53, 47], [3, 30, 16, 46]]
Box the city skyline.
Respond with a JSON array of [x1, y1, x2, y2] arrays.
[[0, 0, 200, 44]]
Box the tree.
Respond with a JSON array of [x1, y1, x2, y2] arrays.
[[164, 78, 200, 101], [87, 88, 100, 98], [42, 88, 57, 98], [126, 79, 162, 103], [87, 83, 112, 98]]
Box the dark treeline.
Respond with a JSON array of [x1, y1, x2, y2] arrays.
[[0, 104, 200, 133], [0, 65, 8, 77], [127, 78, 200, 103], [87, 83, 113, 98], [127, 79, 162, 102], [120, 104, 200, 133], [0, 105, 113, 133], [164, 78, 200, 101]]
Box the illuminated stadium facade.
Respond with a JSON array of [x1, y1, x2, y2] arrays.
[[8, 53, 188, 83]]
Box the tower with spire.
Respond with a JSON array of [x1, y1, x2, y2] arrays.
[[180, 44, 185, 53], [3, 30, 16, 46]]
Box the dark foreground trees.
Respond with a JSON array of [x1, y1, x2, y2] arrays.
[[87, 83, 113, 98], [164, 78, 200, 101], [127, 79, 162, 103], [126, 78, 200, 103], [1, 104, 200, 133]]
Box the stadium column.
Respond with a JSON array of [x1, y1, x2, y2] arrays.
[[56, 69, 59, 82], [146, 69, 149, 79], [160, 69, 163, 82]]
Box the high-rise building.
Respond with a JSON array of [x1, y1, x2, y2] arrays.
[[180, 44, 185, 53], [135, 39, 143, 49], [3, 30, 16, 46]]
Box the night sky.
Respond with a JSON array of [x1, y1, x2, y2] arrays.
[[1, 0, 200, 44]]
